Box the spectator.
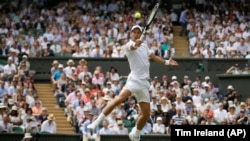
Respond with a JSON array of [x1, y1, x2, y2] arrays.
[[226, 63, 243, 75], [99, 119, 114, 134], [37, 107, 48, 126], [186, 109, 198, 125], [76, 59, 88, 75], [152, 117, 165, 134], [226, 105, 237, 124], [81, 112, 100, 141], [41, 114, 57, 133], [172, 108, 185, 125], [0, 103, 7, 119], [114, 120, 128, 135], [9, 106, 22, 126], [31, 101, 43, 117], [25, 116, 39, 133], [0, 114, 13, 133], [92, 71, 104, 86], [22, 108, 33, 128], [179, 8, 189, 36], [21, 132, 33, 141], [242, 64, 250, 74], [213, 102, 227, 124]]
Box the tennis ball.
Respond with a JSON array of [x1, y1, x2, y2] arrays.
[[134, 12, 141, 19]]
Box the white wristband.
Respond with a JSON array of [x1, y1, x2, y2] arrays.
[[131, 42, 138, 49], [164, 60, 169, 65]]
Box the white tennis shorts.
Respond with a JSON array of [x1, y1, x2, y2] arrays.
[[124, 76, 150, 103]]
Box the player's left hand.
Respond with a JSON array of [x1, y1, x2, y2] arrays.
[[169, 57, 179, 66]]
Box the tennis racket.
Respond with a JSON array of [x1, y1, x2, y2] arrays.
[[140, 1, 161, 40]]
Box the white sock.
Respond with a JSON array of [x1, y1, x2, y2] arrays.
[[135, 127, 141, 136], [95, 113, 106, 124]]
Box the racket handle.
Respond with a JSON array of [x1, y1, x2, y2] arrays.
[[140, 31, 146, 40]]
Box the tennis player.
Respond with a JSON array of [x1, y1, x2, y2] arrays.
[[88, 25, 178, 141]]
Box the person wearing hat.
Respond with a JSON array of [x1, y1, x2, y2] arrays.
[[201, 76, 210, 87], [21, 132, 33, 141], [51, 63, 65, 91], [76, 59, 88, 75], [50, 60, 59, 76], [25, 116, 39, 133], [87, 25, 178, 141], [40, 114, 57, 133], [82, 45, 91, 57], [227, 104, 237, 124], [185, 99, 194, 115], [18, 55, 30, 70], [160, 97, 171, 113], [226, 63, 242, 75], [8, 48, 19, 65], [152, 116, 165, 134], [236, 109, 249, 125], [9, 106, 22, 126], [224, 85, 236, 101], [64, 59, 75, 76], [92, 69, 105, 86]]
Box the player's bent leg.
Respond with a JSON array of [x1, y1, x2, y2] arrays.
[[129, 102, 150, 141], [137, 102, 150, 129], [102, 88, 131, 115], [88, 89, 132, 130]]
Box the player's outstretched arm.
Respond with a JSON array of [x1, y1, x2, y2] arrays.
[[149, 53, 179, 66]]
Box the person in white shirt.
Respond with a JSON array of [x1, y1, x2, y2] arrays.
[[87, 25, 178, 141], [3, 58, 16, 77], [192, 88, 202, 106], [41, 114, 57, 133], [152, 117, 165, 134], [174, 95, 186, 113], [50, 40, 61, 54], [185, 109, 198, 125], [150, 96, 158, 111], [64, 59, 75, 76], [112, 47, 125, 58], [25, 116, 39, 133], [213, 102, 227, 124], [109, 67, 120, 81], [114, 120, 128, 135], [99, 119, 114, 135]]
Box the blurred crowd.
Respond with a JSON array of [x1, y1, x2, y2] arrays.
[[0, 0, 175, 59], [0, 53, 57, 134], [182, 0, 250, 58]]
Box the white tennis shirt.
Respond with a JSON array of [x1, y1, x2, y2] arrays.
[[125, 40, 154, 79]]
